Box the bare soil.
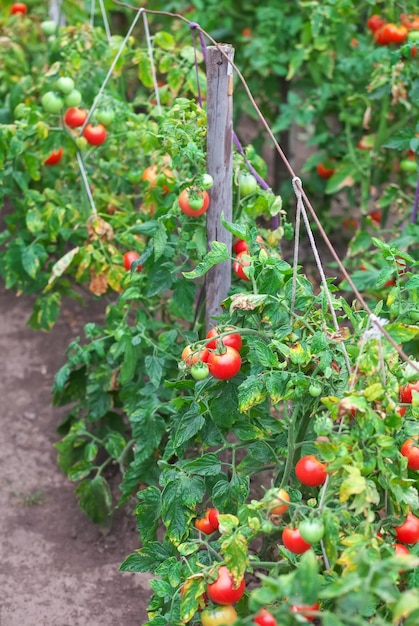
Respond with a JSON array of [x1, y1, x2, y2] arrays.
[[0, 286, 151, 626]]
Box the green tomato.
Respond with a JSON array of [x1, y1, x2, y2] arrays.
[[64, 89, 82, 107], [408, 30, 419, 42], [309, 383, 322, 397], [400, 159, 417, 174], [56, 77, 75, 95], [41, 91, 64, 114], [201, 173, 214, 189], [238, 172, 258, 197], [299, 518, 325, 544], [95, 109, 115, 125], [40, 20, 57, 36], [190, 362, 209, 381]]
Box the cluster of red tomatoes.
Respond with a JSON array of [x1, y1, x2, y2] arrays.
[[367, 13, 419, 53], [232, 236, 264, 281], [399, 380, 419, 472], [41, 76, 114, 166], [182, 326, 242, 381]]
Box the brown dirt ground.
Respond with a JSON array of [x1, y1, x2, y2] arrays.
[[0, 286, 152, 626]]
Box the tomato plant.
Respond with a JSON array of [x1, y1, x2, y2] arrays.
[[83, 123, 107, 146], [207, 346, 242, 380], [295, 455, 327, 487], [206, 566, 245, 605]]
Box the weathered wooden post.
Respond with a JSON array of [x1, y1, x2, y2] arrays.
[[49, 0, 65, 24], [205, 44, 234, 331]]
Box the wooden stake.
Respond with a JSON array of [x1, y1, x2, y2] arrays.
[[205, 44, 234, 331]]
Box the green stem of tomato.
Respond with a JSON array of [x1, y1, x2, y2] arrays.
[[277, 404, 298, 488]]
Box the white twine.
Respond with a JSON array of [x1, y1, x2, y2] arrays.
[[291, 177, 351, 374], [77, 151, 97, 215], [98, 0, 112, 43]]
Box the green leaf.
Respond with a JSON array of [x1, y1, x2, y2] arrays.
[[212, 473, 249, 513], [325, 162, 356, 194], [47, 247, 79, 286], [120, 340, 138, 384], [21, 243, 47, 278], [104, 431, 127, 459], [120, 541, 176, 573], [238, 376, 266, 412], [248, 339, 279, 368], [75, 475, 112, 531], [182, 241, 229, 279], [144, 355, 164, 388], [153, 221, 168, 260], [385, 323, 419, 343], [135, 486, 162, 543], [293, 550, 320, 604], [182, 453, 222, 476], [173, 405, 205, 448], [154, 31, 175, 50], [220, 530, 249, 582], [68, 460, 94, 482]]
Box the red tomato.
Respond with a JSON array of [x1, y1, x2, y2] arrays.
[[254, 608, 278, 626], [316, 163, 335, 179], [201, 605, 238, 626], [207, 346, 242, 380], [290, 601, 320, 622], [367, 15, 386, 33], [399, 380, 419, 403], [11, 3, 27, 14], [394, 543, 410, 556], [282, 527, 312, 554], [195, 515, 215, 535], [206, 566, 245, 605], [208, 508, 220, 530], [178, 188, 209, 217], [83, 123, 107, 146], [401, 14, 419, 31], [400, 437, 419, 470], [64, 107, 88, 128], [394, 513, 419, 544], [295, 455, 327, 487], [141, 164, 174, 194], [369, 210, 382, 225], [268, 488, 290, 515], [233, 251, 251, 281], [233, 239, 249, 254], [44, 147, 63, 166], [123, 251, 142, 272], [375, 23, 408, 45], [206, 327, 242, 352], [181, 344, 209, 367]]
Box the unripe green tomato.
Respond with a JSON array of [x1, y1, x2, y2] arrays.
[[95, 109, 115, 125], [299, 518, 325, 543], [56, 76, 75, 95], [64, 89, 82, 107], [201, 173, 214, 189], [261, 520, 275, 534], [75, 136, 88, 150], [190, 362, 209, 381], [400, 159, 417, 174], [309, 383, 322, 397], [40, 20, 57, 36], [41, 91, 64, 114], [238, 172, 258, 197], [408, 30, 419, 42]]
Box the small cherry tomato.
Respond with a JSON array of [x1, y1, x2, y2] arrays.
[[190, 362, 210, 381], [316, 163, 335, 179], [290, 601, 320, 622], [83, 123, 107, 146], [299, 518, 325, 543], [123, 251, 142, 272], [44, 147, 63, 166], [142, 164, 175, 194], [400, 158, 417, 173], [41, 91, 64, 114], [11, 3, 27, 14], [56, 77, 75, 95], [64, 89, 82, 107], [195, 515, 215, 534], [40, 20, 57, 35], [201, 605, 238, 626], [400, 437, 419, 470], [208, 508, 219, 530], [308, 383, 322, 397], [295, 455, 327, 487], [201, 173, 214, 189], [282, 527, 312, 554], [367, 15, 386, 33], [254, 608, 278, 626], [178, 188, 210, 217], [268, 488, 290, 515], [399, 380, 419, 403], [207, 346, 242, 380], [233, 251, 251, 281], [206, 566, 246, 605], [394, 543, 410, 556], [369, 210, 382, 225], [95, 109, 115, 125], [181, 344, 209, 367], [206, 326, 242, 352], [394, 513, 419, 544], [64, 107, 88, 128]]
